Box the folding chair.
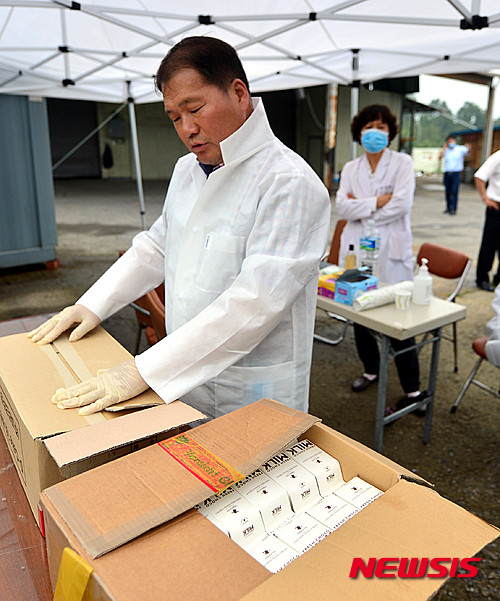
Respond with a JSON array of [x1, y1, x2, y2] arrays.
[[416, 243, 472, 372], [450, 336, 500, 413], [314, 219, 349, 346], [130, 295, 158, 354], [145, 283, 166, 341], [130, 283, 166, 353], [118, 250, 166, 353]]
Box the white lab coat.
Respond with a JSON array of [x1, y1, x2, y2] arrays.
[[336, 149, 415, 284], [78, 99, 331, 419], [485, 284, 500, 368]]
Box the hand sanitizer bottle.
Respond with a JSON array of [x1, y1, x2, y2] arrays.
[[412, 258, 432, 305]]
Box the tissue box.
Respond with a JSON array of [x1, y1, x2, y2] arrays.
[[334, 271, 378, 305]]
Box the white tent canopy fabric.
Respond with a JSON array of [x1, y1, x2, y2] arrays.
[[1, 0, 500, 104]]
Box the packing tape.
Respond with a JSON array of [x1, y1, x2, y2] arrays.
[[53, 547, 93, 601], [158, 432, 244, 493], [40, 340, 106, 425]]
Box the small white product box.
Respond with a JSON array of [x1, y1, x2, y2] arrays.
[[195, 503, 230, 534], [233, 469, 293, 531], [333, 476, 383, 509], [284, 439, 345, 495], [305, 493, 359, 530], [199, 487, 266, 547], [259, 452, 321, 512], [246, 533, 300, 573], [272, 512, 332, 554]]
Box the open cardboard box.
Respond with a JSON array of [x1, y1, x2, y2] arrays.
[[0, 327, 205, 530], [40, 399, 499, 600]]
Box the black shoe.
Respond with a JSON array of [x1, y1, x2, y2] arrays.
[[449, 210, 456, 215], [352, 375, 378, 392], [384, 391, 430, 421], [443, 209, 450, 213], [478, 281, 495, 292]]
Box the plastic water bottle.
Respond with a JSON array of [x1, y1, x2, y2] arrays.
[[359, 219, 380, 278]]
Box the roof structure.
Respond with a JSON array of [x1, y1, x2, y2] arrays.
[[0, 1, 499, 103]]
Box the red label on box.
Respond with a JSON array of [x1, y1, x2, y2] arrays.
[[158, 433, 244, 492]]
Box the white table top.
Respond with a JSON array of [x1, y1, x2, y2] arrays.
[[316, 294, 466, 340]]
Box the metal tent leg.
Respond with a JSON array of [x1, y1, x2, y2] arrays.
[[127, 90, 146, 231]]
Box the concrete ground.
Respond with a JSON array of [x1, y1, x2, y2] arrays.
[[1, 175, 499, 600]]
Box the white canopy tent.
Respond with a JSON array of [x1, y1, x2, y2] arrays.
[[1, 0, 500, 101], [1, 0, 500, 221]]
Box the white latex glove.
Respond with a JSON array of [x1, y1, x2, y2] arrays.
[[52, 359, 149, 415], [27, 304, 101, 345]]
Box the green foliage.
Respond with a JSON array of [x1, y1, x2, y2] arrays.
[[401, 97, 500, 150], [456, 101, 485, 129]]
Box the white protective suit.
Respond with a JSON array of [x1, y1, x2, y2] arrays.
[[485, 284, 500, 368], [78, 99, 331, 419], [336, 149, 415, 284]]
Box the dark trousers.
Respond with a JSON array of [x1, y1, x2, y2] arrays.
[[476, 206, 500, 286], [354, 323, 420, 394], [443, 171, 461, 213]]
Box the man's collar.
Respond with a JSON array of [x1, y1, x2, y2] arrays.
[[218, 97, 274, 165], [198, 161, 224, 177]]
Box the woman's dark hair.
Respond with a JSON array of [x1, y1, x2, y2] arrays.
[[154, 36, 250, 95], [350, 104, 398, 143]]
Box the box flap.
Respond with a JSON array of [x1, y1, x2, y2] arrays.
[[0, 328, 163, 440], [41, 496, 272, 601], [239, 479, 500, 601], [43, 399, 319, 559], [43, 402, 205, 476], [51, 329, 163, 411]]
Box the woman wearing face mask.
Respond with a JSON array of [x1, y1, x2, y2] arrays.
[[336, 104, 427, 417]]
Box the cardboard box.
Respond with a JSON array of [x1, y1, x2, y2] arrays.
[[334, 270, 378, 305], [0, 327, 204, 528], [40, 400, 499, 601], [318, 273, 342, 299]]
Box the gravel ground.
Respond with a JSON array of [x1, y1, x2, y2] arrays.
[[1, 175, 499, 600]]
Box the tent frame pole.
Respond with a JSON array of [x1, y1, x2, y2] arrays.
[[481, 79, 497, 165], [127, 89, 147, 231], [350, 49, 360, 161]]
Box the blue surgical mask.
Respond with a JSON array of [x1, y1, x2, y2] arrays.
[[361, 129, 389, 154], [448, 142, 456, 149]]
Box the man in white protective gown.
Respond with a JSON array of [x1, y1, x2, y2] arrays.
[[485, 284, 500, 367], [29, 36, 331, 420]]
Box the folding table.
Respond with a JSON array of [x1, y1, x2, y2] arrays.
[[316, 295, 467, 452]]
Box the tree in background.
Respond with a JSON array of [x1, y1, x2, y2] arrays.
[[456, 101, 485, 129], [402, 97, 500, 150]]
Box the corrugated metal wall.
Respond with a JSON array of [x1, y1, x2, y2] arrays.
[[0, 95, 57, 268]]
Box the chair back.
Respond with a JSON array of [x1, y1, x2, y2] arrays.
[[416, 243, 469, 280], [416, 242, 471, 303], [472, 336, 488, 360], [145, 283, 166, 341], [326, 219, 348, 265]]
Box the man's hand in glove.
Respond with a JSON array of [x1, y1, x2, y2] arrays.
[[28, 304, 101, 345], [52, 360, 149, 416]]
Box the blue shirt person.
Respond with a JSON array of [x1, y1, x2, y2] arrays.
[[439, 135, 470, 215]]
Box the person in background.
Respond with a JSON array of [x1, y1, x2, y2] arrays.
[[336, 104, 427, 418], [439, 134, 470, 215], [474, 149, 500, 292], [28, 36, 331, 420], [485, 284, 500, 366]]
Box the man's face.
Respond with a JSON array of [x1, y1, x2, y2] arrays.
[[163, 68, 252, 166]]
